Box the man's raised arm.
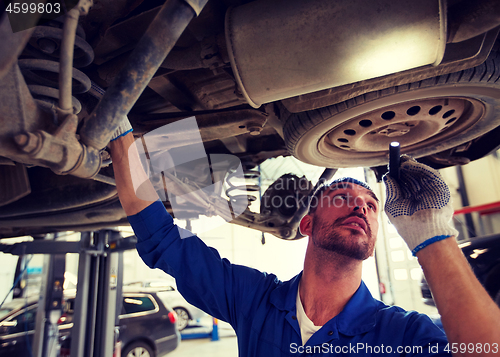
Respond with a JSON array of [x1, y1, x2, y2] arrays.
[[108, 131, 158, 216], [417, 237, 500, 355], [384, 157, 500, 356]]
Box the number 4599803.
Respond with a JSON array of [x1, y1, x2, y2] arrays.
[[444, 343, 499, 354], [6, 2, 61, 14]]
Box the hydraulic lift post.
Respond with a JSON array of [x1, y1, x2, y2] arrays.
[[69, 230, 123, 357], [0, 229, 136, 357], [32, 233, 66, 357]]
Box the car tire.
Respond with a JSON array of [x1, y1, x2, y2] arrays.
[[122, 341, 155, 357], [283, 41, 500, 168], [174, 307, 190, 331]]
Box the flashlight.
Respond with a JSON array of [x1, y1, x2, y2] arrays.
[[389, 142, 400, 181]]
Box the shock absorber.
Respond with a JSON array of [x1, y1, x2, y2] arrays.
[[225, 164, 260, 208], [18, 19, 94, 117], [13, 4, 102, 180]]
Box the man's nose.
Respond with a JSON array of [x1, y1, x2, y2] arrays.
[[353, 200, 367, 214]]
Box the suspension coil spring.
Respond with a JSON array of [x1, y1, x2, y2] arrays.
[[225, 166, 261, 206], [19, 19, 94, 115]]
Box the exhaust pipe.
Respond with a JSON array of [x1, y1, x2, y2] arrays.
[[225, 0, 446, 108]]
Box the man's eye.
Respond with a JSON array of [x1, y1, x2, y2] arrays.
[[368, 204, 377, 211], [333, 194, 347, 201]]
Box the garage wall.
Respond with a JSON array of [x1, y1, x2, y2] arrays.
[[370, 172, 438, 315], [0, 237, 44, 304], [440, 151, 500, 238], [461, 153, 500, 206], [441, 152, 500, 208], [0, 250, 19, 303]]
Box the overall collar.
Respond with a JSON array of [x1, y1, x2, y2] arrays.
[[270, 272, 378, 336]]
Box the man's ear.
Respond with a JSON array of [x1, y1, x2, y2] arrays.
[[299, 214, 313, 236]]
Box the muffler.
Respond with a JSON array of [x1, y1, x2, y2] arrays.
[[225, 0, 446, 108]]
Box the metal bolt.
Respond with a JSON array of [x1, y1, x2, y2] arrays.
[[248, 126, 262, 136], [14, 132, 40, 153], [14, 133, 28, 146], [281, 228, 292, 238]]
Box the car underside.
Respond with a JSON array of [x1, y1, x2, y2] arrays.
[[0, 0, 500, 239]]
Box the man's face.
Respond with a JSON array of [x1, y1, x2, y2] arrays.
[[304, 183, 380, 260]]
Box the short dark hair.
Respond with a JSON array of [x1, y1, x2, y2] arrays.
[[308, 177, 376, 214]]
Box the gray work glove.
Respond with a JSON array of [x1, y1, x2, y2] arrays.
[[383, 156, 458, 256], [109, 116, 133, 142]]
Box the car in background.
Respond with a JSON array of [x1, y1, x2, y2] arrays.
[[0, 291, 180, 357], [0, 297, 77, 357], [0, 297, 45, 357], [421, 233, 500, 307], [124, 281, 207, 331]]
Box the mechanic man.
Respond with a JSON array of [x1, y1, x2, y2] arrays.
[[109, 124, 500, 356]]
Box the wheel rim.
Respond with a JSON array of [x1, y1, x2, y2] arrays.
[[319, 96, 484, 159], [126, 347, 151, 357], [324, 98, 473, 151], [175, 308, 189, 331], [290, 84, 500, 168]]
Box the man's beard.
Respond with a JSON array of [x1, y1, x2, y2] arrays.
[[311, 212, 375, 260]]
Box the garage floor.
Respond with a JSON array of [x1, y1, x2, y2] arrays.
[[169, 318, 238, 356], [169, 335, 238, 356]]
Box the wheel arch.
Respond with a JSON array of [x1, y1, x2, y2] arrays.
[[122, 337, 157, 357], [174, 306, 191, 319]]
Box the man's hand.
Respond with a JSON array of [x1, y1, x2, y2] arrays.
[[385, 156, 500, 354], [383, 155, 458, 255]]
